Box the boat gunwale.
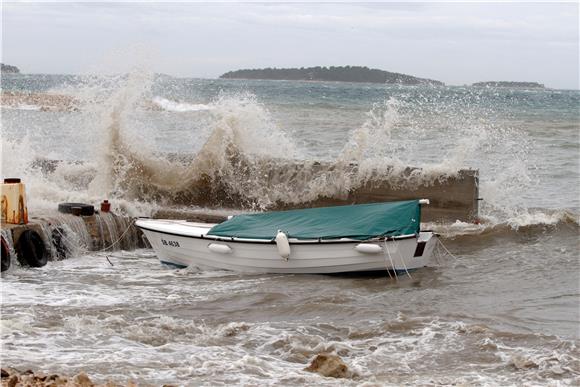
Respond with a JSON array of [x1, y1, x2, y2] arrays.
[[136, 221, 419, 245]]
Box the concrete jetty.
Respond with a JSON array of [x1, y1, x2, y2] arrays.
[[1, 211, 145, 272], [153, 168, 480, 223]]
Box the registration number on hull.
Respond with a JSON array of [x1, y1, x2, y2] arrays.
[[161, 239, 180, 248]]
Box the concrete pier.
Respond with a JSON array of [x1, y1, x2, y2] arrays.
[[1, 212, 145, 271], [153, 168, 480, 223]]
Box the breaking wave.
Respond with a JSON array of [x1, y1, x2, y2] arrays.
[[2, 70, 576, 237], [428, 208, 579, 240], [1, 104, 42, 111], [152, 96, 212, 112]]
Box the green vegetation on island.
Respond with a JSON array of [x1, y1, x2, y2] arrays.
[[472, 81, 544, 88], [220, 66, 444, 86], [0, 63, 20, 73]]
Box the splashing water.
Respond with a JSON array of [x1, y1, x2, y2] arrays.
[[1, 72, 578, 387], [1, 73, 577, 230]]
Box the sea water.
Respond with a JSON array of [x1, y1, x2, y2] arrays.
[[1, 73, 579, 385]]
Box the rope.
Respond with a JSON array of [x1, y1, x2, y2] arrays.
[[384, 239, 398, 281], [95, 218, 137, 253], [434, 239, 443, 265], [437, 238, 459, 261], [394, 237, 413, 279], [382, 239, 393, 280]]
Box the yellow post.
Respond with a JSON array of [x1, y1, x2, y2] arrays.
[[1, 178, 29, 224]]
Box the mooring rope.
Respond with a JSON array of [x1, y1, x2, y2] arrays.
[[382, 239, 393, 280], [393, 237, 413, 279], [50, 217, 137, 261], [437, 238, 459, 261], [95, 218, 137, 253], [384, 239, 398, 281]]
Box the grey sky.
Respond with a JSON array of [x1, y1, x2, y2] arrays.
[[2, 1, 578, 89]]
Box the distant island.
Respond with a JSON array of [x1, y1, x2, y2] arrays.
[[472, 81, 544, 88], [0, 63, 20, 73], [220, 66, 444, 86]]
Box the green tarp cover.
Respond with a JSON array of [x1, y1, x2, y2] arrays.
[[207, 200, 421, 240]]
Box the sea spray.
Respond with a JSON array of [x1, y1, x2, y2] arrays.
[[1, 73, 578, 387], [152, 96, 212, 112], [87, 70, 155, 198], [1, 75, 571, 229]]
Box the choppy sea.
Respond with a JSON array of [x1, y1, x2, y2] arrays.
[[1, 73, 579, 385]]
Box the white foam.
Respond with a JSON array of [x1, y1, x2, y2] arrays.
[[3, 247, 578, 385], [152, 96, 212, 112], [1, 104, 42, 111]]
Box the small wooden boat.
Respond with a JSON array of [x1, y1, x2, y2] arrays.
[[136, 200, 437, 274]]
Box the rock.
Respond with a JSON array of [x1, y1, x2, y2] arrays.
[[7, 375, 19, 387], [72, 372, 94, 386], [510, 354, 538, 369], [0, 369, 9, 378], [34, 374, 47, 382], [47, 374, 60, 381], [305, 353, 354, 378], [45, 377, 69, 387]]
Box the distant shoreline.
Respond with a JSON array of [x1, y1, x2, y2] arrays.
[[0, 69, 561, 90], [220, 66, 444, 86], [0, 63, 20, 73]]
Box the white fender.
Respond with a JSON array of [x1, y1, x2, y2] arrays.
[[207, 243, 232, 254], [275, 230, 291, 260], [355, 243, 383, 254]]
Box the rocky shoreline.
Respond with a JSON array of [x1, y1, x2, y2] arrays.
[[1, 354, 354, 385], [1, 91, 79, 112], [0, 91, 167, 112], [0, 368, 147, 387]]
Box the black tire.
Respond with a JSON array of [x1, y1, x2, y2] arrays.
[[1, 237, 10, 272], [16, 230, 48, 268], [58, 203, 95, 216]]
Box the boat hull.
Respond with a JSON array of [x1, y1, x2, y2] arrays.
[[136, 219, 438, 274]]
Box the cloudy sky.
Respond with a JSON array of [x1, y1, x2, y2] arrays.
[[2, 1, 578, 89]]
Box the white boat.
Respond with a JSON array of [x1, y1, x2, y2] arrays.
[[136, 200, 438, 274]]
